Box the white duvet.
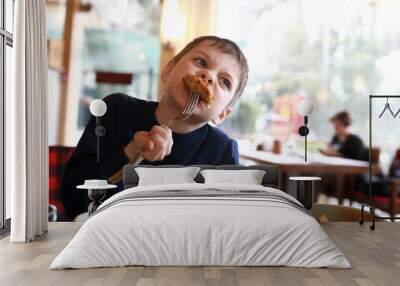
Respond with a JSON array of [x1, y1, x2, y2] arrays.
[[50, 183, 351, 269]]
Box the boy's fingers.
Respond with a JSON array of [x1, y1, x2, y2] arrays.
[[150, 125, 163, 135], [150, 133, 164, 148], [151, 125, 170, 140], [149, 134, 165, 158], [145, 139, 154, 151], [157, 149, 166, 161], [165, 128, 173, 155], [135, 133, 154, 151], [166, 137, 173, 155], [139, 126, 172, 161], [145, 148, 165, 161], [143, 150, 156, 161], [164, 127, 172, 137], [151, 133, 170, 154]]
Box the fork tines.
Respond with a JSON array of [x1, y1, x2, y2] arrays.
[[183, 92, 200, 115]]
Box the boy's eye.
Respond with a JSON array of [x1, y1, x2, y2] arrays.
[[194, 57, 207, 67], [222, 78, 231, 89]]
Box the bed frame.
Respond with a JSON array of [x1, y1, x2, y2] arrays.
[[122, 165, 281, 190]]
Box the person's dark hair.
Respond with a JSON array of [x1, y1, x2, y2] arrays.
[[171, 35, 248, 107], [330, 111, 352, 127]]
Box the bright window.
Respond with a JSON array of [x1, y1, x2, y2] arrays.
[[1, 0, 14, 230], [217, 0, 400, 171]]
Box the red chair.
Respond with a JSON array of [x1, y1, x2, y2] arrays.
[[349, 148, 400, 219], [349, 184, 400, 219], [49, 146, 75, 221]]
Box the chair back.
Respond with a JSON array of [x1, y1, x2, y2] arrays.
[[49, 146, 75, 221], [389, 148, 400, 178], [363, 147, 380, 164]]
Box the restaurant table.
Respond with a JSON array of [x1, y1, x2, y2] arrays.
[[240, 149, 380, 205]]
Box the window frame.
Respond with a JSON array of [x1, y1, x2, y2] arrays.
[[0, 0, 14, 236]]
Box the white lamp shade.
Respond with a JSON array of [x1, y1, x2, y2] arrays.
[[90, 99, 107, 117], [298, 99, 314, 116]]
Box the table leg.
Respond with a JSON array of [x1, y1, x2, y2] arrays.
[[281, 171, 288, 192], [337, 174, 345, 205], [348, 175, 355, 205]]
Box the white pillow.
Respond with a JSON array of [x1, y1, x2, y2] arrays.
[[135, 167, 200, 186], [200, 169, 266, 185]]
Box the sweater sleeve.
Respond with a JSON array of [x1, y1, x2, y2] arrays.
[[231, 140, 239, 164], [59, 94, 130, 220], [220, 139, 239, 165]]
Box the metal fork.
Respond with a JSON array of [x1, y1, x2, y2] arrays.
[[133, 92, 200, 165], [108, 92, 199, 183]]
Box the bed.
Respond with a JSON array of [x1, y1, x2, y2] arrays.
[[50, 165, 350, 269]]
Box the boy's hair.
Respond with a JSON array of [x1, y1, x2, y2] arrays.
[[171, 35, 248, 107], [330, 111, 352, 127]]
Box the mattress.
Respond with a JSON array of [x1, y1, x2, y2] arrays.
[[50, 183, 351, 269]]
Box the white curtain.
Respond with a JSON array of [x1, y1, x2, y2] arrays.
[[7, 0, 48, 242]]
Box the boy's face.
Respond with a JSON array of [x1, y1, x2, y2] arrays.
[[161, 40, 241, 124]]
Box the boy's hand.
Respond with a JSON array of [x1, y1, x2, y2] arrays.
[[124, 126, 173, 162]]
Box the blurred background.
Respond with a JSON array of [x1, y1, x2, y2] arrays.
[[45, 0, 400, 173], [31, 0, 400, 220]]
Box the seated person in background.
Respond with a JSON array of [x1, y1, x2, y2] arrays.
[[320, 111, 365, 160], [59, 36, 249, 220]]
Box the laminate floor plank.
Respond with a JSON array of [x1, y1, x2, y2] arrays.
[[0, 222, 399, 286]]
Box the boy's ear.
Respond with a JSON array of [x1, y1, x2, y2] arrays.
[[212, 107, 233, 125], [161, 60, 174, 84]]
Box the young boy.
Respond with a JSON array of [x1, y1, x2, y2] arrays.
[[60, 35, 249, 220]]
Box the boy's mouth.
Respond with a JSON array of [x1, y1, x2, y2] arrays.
[[182, 75, 215, 108]]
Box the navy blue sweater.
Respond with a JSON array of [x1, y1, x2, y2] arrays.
[[59, 93, 239, 219]]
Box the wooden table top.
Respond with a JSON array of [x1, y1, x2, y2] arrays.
[[240, 149, 379, 174], [1, 222, 399, 286]]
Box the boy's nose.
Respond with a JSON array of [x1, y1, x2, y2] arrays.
[[200, 73, 214, 85]]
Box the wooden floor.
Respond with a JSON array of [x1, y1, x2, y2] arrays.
[[0, 222, 399, 286]]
